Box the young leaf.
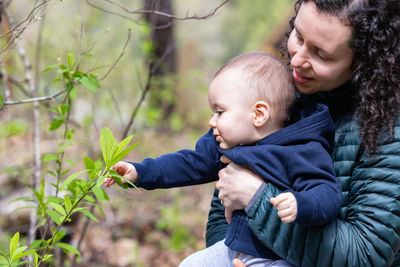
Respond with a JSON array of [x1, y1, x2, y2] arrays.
[[49, 203, 66, 216], [12, 247, 31, 261], [49, 117, 66, 131], [80, 75, 99, 92], [30, 240, 45, 249], [78, 208, 98, 222], [52, 230, 67, 243], [46, 210, 62, 225], [110, 142, 137, 168], [9, 232, 20, 257], [92, 186, 105, 204], [67, 53, 74, 69], [100, 127, 117, 168], [60, 170, 88, 191], [0, 255, 8, 265], [33, 250, 39, 266], [0, 94, 4, 108], [56, 243, 81, 256], [42, 64, 59, 73], [42, 154, 58, 162], [64, 196, 72, 213], [9, 196, 34, 204]]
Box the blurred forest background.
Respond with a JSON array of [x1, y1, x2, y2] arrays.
[[0, 0, 294, 266]]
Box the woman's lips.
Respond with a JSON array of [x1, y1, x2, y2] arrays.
[[293, 69, 312, 83]]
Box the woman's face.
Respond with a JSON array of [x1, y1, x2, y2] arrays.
[[287, 1, 354, 94]]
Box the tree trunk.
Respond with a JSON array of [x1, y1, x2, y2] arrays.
[[143, 0, 177, 125]]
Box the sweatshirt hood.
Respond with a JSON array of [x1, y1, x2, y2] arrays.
[[255, 101, 334, 151]]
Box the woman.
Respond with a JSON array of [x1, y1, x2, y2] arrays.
[[207, 0, 400, 266]]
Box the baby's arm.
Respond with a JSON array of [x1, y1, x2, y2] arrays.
[[103, 161, 138, 187], [270, 192, 297, 223]]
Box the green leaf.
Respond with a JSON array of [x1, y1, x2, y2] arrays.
[[70, 87, 77, 99], [107, 170, 139, 190], [92, 186, 105, 204], [0, 255, 8, 264], [47, 196, 63, 203], [30, 240, 45, 249], [33, 251, 39, 266], [64, 196, 72, 213], [49, 117, 66, 131], [83, 195, 95, 203], [9, 232, 19, 257], [100, 127, 117, 168], [84, 157, 95, 170], [56, 243, 80, 256], [110, 142, 137, 168], [42, 154, 58, 162], [52, 230, 67, 243], [49, 203, 66, 216], [59, 104, 69, 116], [42, 64, 59, 73], [46, 210, 62, 225], [60, 170, 88, 191], [78, 208, 98, 222], [9, 196, 34, 204], [67, 53, 74, 69], [0, 94, 4, 108], [12, 247, 30, 261], [80, 75, 99, 92]]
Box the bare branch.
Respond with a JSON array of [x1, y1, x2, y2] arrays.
[[122, 44, 174, 139], [105, 0, 231, 20], [3, 90, 66, 105], [86, 0, 230, 26], [0, 0, 56, 56], [85, 0, 142, 23], [100, 29, 132, 80]]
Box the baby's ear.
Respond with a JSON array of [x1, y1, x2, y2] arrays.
[[252, 101, 270, 127]]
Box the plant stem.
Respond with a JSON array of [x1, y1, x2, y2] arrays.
[[37, 181, 98, 266]]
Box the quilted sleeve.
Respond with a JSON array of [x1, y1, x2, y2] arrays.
[[246, 125, 400, 266]]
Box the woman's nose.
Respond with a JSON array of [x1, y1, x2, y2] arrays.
[[290, 47, 311, 69]]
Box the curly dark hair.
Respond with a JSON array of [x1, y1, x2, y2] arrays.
[[288, 0, 400, 152]]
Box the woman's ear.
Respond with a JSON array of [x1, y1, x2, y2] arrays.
[[252, 101, 270, 127]]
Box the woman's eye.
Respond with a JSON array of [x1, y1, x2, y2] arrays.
[[316, 50, 327, 60], [294, 30, 303, 43]]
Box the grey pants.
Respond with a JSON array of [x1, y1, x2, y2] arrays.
[[179, 240, 295, 267]]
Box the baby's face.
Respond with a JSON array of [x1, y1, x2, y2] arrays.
[[208, 69, 257, 149]]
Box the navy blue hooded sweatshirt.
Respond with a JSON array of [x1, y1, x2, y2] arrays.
[[132, 101, 341, 259]]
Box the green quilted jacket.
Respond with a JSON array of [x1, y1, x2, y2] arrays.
[[206, 85, 400, 267]]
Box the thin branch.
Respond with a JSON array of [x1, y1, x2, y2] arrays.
[[85, 0, 141, 23], [0, 0, 58, 56], [105, 0, 231, 20], [100, 29, 131, 80], [3, 90, 66, 105], [8, 75, 32, 97], [122, 44, 174, 139]]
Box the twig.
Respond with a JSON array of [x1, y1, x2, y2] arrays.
[[100, 29, 131, 80], [3, 90, 66, 105], [0, 0, 55, 56], [38, 182, 98, 266], [121, 44, 174, 139], [85, 0, 141, 23], [105, 0, 230, 20]]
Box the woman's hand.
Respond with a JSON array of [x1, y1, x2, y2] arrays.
[[216, 156, 263, 222]]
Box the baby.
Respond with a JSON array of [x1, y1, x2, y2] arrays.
[[104, 52, 341, 266]]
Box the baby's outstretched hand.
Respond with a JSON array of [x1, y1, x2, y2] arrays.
[[103, 161, 138, 187], [270, 192, 297, 223]]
